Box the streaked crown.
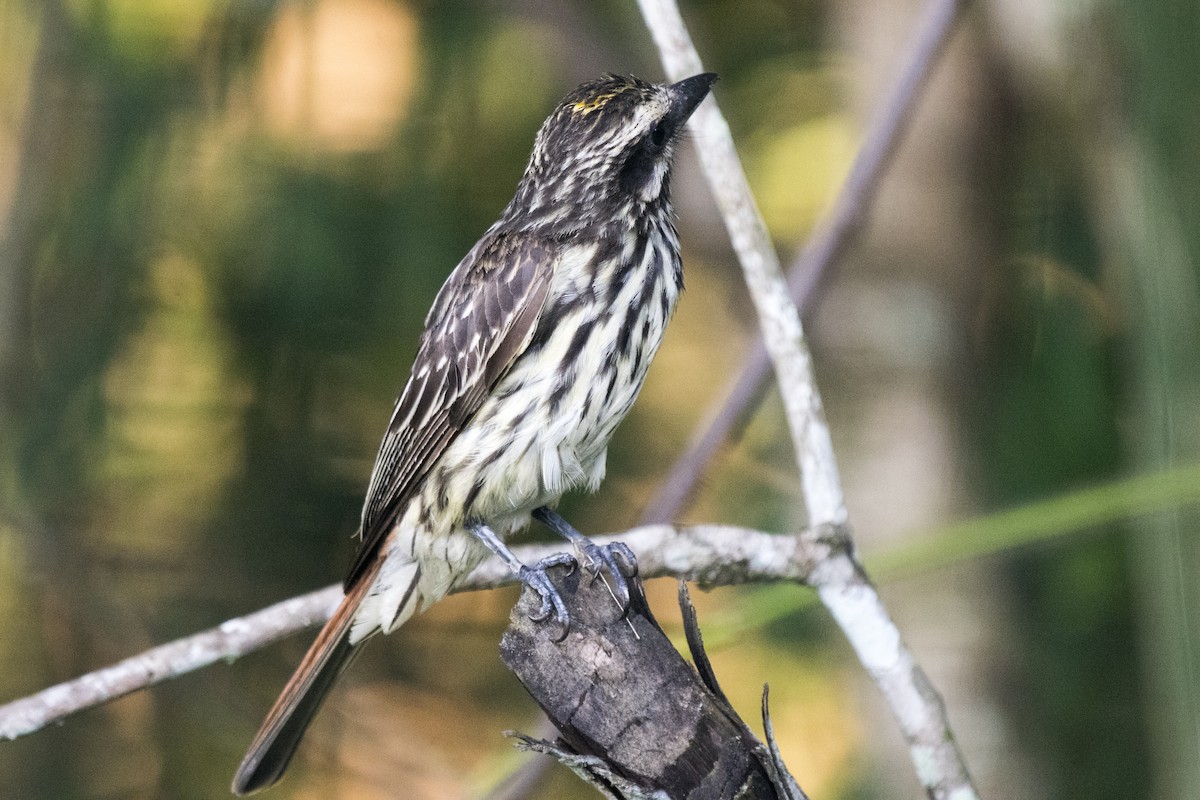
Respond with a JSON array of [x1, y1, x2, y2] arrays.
[[512, 73, 717, 220]]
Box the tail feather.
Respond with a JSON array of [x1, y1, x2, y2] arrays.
[[232, 563, 379, 796]]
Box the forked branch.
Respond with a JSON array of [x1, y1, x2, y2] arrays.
[[636, 0, 979, 797]]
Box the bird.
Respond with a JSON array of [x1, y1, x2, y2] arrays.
[[232, 71, 717, 795]]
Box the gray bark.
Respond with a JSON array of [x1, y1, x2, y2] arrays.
[[500, 567, 806, 800]]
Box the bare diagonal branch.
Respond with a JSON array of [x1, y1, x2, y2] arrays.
[[640, 0, 847, 526], [643, 0, 965, 524], [0, 586, 342, 741], [634, 1, 979, 797]]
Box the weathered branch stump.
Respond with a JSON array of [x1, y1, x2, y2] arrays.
[[500, 564, 807, 800]]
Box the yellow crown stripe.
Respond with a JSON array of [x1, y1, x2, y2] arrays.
[[571, 85, 633, 115]]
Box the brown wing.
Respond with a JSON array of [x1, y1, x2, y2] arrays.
[[344, 233, 555, 589]]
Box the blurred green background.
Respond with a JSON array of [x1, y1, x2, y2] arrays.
[[2, 0, 1198, 798]]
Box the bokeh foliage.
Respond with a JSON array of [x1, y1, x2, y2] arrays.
[[0, 1, 1197, 799]]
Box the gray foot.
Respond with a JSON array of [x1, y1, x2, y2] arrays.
[[518, 552, 577, 640], [579, 541, 639, 616]]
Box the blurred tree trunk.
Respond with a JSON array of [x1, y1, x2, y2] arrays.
[[0, 0, 68, 386], [826, 0, 1023, 795]]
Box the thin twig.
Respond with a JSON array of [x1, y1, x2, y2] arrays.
[[0, 524, 831, 741], [635, 1, 979, 798], [643, 0, 965, 524], [0, 586, 342, 741], [638, 0, 846, 525]]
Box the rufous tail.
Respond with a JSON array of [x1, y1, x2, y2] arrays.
[[231, 561, 380, 795]]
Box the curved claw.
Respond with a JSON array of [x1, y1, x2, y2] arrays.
[[580, 542, 639, 617], [606, 542, 639, 578], [517, 554, 576, 640], [525, 591, 554, 624]]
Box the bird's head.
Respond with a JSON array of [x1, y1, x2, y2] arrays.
[[512, 73, 717, 221]]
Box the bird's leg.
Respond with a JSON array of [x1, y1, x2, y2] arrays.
[[467, 520, 575, 639], [532, 506, 638, 615]]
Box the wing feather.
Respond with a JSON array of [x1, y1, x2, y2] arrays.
[[345, 234, 555, 589]]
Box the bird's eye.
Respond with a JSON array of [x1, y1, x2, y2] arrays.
[[649, 121, 668, 149]]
